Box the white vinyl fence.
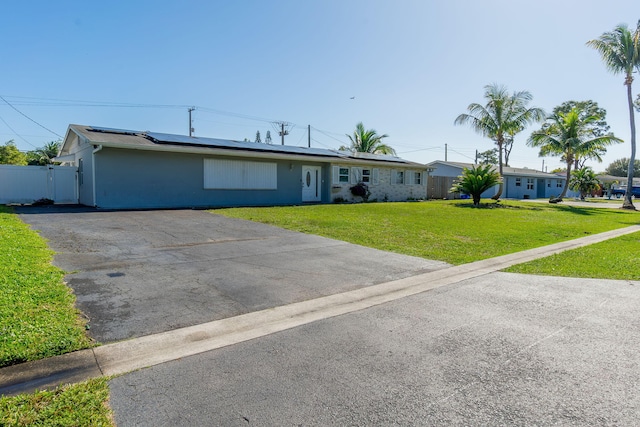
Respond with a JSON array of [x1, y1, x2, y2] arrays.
[[0, 164, 78, 204]]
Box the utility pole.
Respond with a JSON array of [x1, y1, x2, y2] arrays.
[[445, 143, 448, 162], [188, 107, 195, 137], [308, 125, 311, 148], [272, 121, 290, 145], [280, 123, 286, 145], [541, 159, 545, 172], [475, 149, 478, 164]]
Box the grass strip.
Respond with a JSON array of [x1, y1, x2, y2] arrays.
[[0, 378, 113, 427], [505, 231, 640, 280], [214, 200, 638, 265], [0, 206, 92, 367]]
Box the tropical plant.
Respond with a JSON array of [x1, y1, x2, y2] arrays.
[[569, 167, 601, 200], [527, 107, 622, 202], [26, 140, 61, 165], [587, 21, 640, 209], [341, 122, 395, 155], [454, 84, 545, 199], [0, 140, 27, 165], [349, 182, 371, 201], [605, 157, 640, 177], [450, 164, 501, 206]]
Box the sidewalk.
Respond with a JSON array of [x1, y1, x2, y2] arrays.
[[2, 224, 640, 396]]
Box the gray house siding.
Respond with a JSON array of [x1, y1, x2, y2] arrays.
[[93, 148, 330, 209]]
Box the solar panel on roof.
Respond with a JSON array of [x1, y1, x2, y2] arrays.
[[89, 126, 140, 136], [145, 131, 348, 158]]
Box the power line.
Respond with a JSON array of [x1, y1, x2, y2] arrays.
[[0, 113, 38, 149], [0, 95, 63, 138]]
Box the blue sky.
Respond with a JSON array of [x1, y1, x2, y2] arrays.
[[1, 0, 639, 172]]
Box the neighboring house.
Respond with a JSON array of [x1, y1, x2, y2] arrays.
[[56, 125, 428, 209], [426, 161, 576, 200]]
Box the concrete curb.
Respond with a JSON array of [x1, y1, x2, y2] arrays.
[[2, 224, 639, 396]]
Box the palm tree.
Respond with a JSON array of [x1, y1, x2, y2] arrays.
[[27, 140, 61, 166], [569, 167, 600, 201], [455, 84, 545, 199], [587, 21, 640, 210], [341, 122, 396, 155], [450, 164, 501, 206], [528, 108, 622, 201]]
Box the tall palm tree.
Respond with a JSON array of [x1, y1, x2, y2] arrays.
[[341, 122, 396, 155], [587, 21, 640, 210], [455, 84, 545, 199], [528, 108, 622, 201]]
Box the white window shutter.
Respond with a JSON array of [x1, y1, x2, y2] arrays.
[[351, 167, 360, 184], [372, 168, 379, 185], [332, 166, 339, 184], [391, 169, 396, 184], [408, 171, 415, 185]]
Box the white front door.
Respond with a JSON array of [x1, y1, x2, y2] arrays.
[[302, 165, 322, 202]]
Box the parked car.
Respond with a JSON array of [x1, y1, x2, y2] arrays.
[[609, 185, 640, 198]]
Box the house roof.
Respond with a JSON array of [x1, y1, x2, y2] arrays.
[[60, 125, 426, 168], [426, 160, 563, 179]]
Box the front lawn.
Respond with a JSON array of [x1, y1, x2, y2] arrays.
[[0, 378, 113, 426], [505, 231, 640, 280], [0, 206, 92, 368], [214, 200, 638, 265]]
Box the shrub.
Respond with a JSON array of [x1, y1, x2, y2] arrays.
[[349, 182, 371, 201], [450, 164, 501, 206]]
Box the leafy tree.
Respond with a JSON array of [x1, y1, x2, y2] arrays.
[[528, 107, 622, 201], [450, 164, 501, 206], [548, 100, 611, 137], [587, 21, 640, 209], [340, 122, 396, 155], [477, 148, 498, 165], [605, 157, 640, 177], [454, 83, 545, 199], [569, 167, 601, 200], [0, 140, 27, 165], [26, 140, 61, 166]]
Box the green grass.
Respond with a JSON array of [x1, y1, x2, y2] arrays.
[[0, 206, 92, 368], [0, 378, 113, 426], [505, 231, 640, 280], [214, 200, 638, 265]]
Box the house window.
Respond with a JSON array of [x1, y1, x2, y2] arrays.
[[515, 177, 521, 187], [339, 167, 349, 183], [527, 178, 534, 190], [547, 180, 551, 188], [413, 171, 422, 185], [395, 170, 404, 184], [556, 179, 563, 188], [362, 169, 371, 183]]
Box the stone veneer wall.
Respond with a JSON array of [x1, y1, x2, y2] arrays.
[[330, 166, 427, 203]]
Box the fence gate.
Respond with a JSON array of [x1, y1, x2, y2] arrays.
[[427, 175, 458, 199], [0, 165, 78, 205]]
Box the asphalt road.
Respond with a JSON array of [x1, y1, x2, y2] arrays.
[[108, 272, 640, 426]]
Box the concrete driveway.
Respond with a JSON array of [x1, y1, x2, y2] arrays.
[[16, 206, 448, 343]]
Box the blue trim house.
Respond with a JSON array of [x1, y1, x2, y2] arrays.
[[426, 161, 576, 200], [56, 125, 429, 209]]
